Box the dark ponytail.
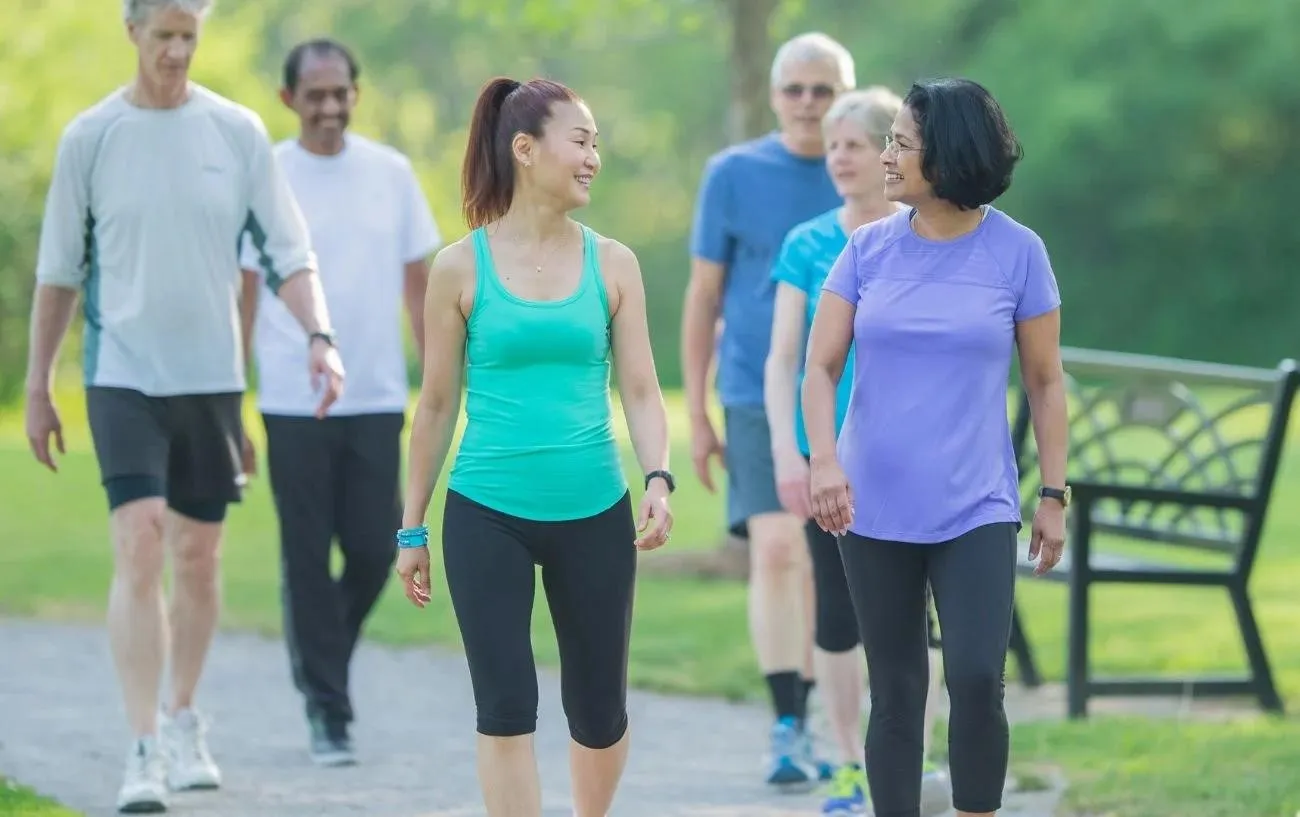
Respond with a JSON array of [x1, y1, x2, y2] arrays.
[[461, 75, 582, 230]]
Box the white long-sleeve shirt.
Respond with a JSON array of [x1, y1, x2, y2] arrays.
[[36, 83, 316, 396]]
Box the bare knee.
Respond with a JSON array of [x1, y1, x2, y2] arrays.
[[111, 499, 167, 596], [167, 511, 223, 589], [748, 513, 809, 579]]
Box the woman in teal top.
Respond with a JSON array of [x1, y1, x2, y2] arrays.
[[765, 87, 951, 817], [393, 77, 673, 817]]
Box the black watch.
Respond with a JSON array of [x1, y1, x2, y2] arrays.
[[1039, 485, 1071, 507], [308, 330, 337, 348], [645, 470, 675, 493]]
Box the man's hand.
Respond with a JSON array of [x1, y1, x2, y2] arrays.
[[240, 432, 257, 478], [25, 391, 65, 473], [689, 416, 725, 493], [309, 337, 345, 418]]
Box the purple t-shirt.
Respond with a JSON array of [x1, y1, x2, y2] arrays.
[[822, 206, 1061, 544]]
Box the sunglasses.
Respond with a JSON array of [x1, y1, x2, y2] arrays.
[[780, 83, 837, 101]]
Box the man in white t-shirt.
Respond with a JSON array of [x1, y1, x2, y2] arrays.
[[239, 37, 440, 768], [24, 1, 344, 812]]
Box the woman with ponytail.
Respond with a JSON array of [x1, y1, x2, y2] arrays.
[[394, 76, 674, 817]]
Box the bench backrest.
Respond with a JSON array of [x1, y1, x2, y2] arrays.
[[1011, 347, 1299, 570]]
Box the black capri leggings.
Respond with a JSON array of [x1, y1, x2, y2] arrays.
[[441, 489, 637, 749], [806, 520, 941, 654], [840, 522, 1018, 817]]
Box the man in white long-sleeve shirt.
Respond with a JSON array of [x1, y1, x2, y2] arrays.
[[22, 0, 345, 812]]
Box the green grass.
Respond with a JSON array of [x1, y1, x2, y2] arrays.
[[2, 387, 1299, 816], [0, 778, 80, 816]]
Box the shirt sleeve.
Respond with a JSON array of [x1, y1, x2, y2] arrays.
[[237, 230, 261, 275], [689, 155, 733, 265], [242, 117, 315, 294], [770, 229, 811, 293], [822, 232, 862, 307], [35, 122, 95, 288], [400, 159, 441, 263], [1014, 234, 1062, 322]]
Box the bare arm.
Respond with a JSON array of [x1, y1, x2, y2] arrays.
[[25, 285, 79, 398], [239, 269, 260, 371], [607, 241, 670, 479], [274, 268, 333, 337], [1015, 309, 1068, 491], [764, 283, 809, 464], [680, 258, 724, 425], [403, 258, 430, 367], [801, 293, 855, 466], [400, 243, 471, 530]]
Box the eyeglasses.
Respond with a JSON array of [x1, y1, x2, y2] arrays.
[[780, 83, 837, 101], [882, 134, 922, 155]]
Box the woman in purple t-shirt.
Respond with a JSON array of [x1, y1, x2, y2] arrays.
[[802, 78, 1070, 817]]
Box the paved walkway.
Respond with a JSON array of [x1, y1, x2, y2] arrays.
[[0, 618, 1064, 816]]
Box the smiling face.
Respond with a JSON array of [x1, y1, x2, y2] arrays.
[[282, 50, 357, 150], [771, 58, 844, 154], [881, 105, 930, 206], [825, 117, 887, 200], [128, 4, 201, 92], [516, 100, 601, 210]]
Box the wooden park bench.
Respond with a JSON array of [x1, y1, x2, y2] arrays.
[[1005, 346, 1299, 718]]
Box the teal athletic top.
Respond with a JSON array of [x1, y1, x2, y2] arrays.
[[770, 206, 854, 456], [447, 223, 628, 521]]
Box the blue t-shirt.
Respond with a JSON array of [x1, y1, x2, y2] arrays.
[[770, 207, 853, 456], [690, 133, 841, 409]]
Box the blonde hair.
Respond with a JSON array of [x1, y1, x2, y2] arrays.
[[770, 32, 856, 90], [823, 85, 903, 145]]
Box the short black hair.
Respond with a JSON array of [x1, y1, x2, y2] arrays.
[[283, 38, 360, 93], [904, 78, 1022, 210]]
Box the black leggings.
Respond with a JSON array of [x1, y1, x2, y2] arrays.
[[442, 489, 636, 749], [806, 520, 941, 654], [840, 522, 1018, 817]]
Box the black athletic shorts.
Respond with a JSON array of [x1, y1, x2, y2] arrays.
[[85, 386, 245, 521]]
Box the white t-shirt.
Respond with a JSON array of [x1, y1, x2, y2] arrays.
[[36, 84, 316, 396], [241, 134, 440, 417]]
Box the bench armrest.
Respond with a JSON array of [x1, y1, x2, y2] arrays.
[[1070, 480, 1255, 511]]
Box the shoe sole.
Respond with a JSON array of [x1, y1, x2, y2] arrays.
[[311, 753, 358, 768], [118, 799, 166, 814]]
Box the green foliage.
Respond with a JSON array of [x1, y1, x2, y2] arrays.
[[0, 0, 1294, 400]]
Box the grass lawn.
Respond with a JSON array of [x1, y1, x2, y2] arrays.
[[0, 778, 80, 816], [1, 387, 1298, 817]]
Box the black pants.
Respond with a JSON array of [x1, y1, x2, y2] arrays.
[[262, 412, 404, 725], [840, 522, 1018, 817], [442, 490, 636, 749], [806, 520, 942, 653]]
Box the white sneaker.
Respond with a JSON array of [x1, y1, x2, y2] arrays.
[[160, 708, 222, 790], [116, 737, 168, 813]]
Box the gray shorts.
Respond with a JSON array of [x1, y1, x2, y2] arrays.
[[723, 405, 784, 538]]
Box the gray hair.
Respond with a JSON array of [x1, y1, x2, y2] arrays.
[[823, 86, 903, 144], [770, 32, 856, 90], [123, 0, 215, 24]]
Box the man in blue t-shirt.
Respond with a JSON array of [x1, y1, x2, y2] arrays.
[[680, 31, 853, 790]]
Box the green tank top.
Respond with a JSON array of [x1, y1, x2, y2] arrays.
[[447, 223, 628, 521]]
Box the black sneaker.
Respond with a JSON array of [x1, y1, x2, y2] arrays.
[[308, 715, 356, 767]]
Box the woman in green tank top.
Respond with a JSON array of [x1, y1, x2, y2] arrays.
[[393, 76, 675, 816]]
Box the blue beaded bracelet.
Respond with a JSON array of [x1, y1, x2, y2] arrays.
[[396, 525, 429, 549]]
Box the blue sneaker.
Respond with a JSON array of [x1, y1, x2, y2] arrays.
[[764, 716, 817, 790], [820, 762, 869, 815], [797, 722, 835, 782]]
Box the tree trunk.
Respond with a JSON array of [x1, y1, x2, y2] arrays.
[[642, 0, 780, 583]]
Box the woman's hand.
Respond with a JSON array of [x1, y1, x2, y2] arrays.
[[1028, 500, 1066, 576], [774, 447, 813, 520], [634, 479, 673, 550], [809, 455, 854, 536], [396, 545, 432, 608]]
